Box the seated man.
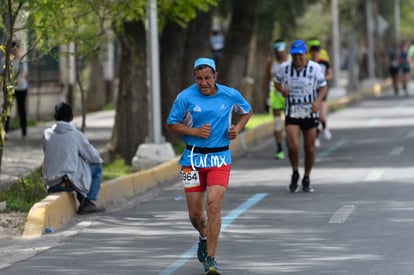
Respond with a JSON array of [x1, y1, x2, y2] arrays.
[[42, 102, 105, 215]]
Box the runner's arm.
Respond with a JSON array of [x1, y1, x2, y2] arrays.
[[227, 108, 253, 140], [166, 123, 211, 139], [274, 82, 287, 97], [312, 85, 328, 112]]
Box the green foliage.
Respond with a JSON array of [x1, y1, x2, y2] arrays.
[[158, 0, 218, 29], [26, 0, 112, 56], [102, 156, 133, 181], [294, 2, 330, 42], [0, 169, 46, 213], [23, 0, 218, 57], [399, 0, 414, 41], [7, 118, 36, 131]]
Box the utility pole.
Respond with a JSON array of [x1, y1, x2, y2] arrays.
[[331, 0, 340, 87], [366, 0, 376, 79], [146, 0, 163, 145], [132, 0, 175, 170], [394, 0, 400, 43]]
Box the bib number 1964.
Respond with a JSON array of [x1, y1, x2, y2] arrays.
[[180, 167, 200, 188]]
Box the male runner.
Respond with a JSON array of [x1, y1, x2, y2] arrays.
[[166, 57, 252, 274], [262, 39, 289, 159], [274, 40, 327, 193]]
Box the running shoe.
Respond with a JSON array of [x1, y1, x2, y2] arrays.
[[274, 151, 285, 159], [204, 256, 221, 275], [197, 237, 207, 262], [289, 171, 300, 193], [315, 138, 321, 148], [302, 177, 315, 193], [323, 128, 332, 140]]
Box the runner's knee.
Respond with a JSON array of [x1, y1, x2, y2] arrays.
[[274, 117, 283, 131]]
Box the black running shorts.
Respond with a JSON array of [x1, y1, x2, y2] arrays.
[[285, 117, 319, 130]]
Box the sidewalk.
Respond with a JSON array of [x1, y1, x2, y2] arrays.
[[0, 77, 389, 239]]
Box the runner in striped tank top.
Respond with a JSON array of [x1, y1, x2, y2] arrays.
[[274, 40, 327, 193]]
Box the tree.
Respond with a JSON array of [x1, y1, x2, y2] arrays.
[[0, 0, 24, 169], [219, 0, 257, 90]]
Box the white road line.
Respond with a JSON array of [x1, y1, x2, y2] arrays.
[[329, 205, 355, 224], [390, 146, 404, 156], [406, 130, 414, 138], [365, 169, 384, 181], [367, 117, 381, 127]]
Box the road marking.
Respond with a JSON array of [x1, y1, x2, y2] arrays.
[[406, 130, 414, 138], [367, 117, 381, 127], [159, 192, 268, 275], [329, 205, 355, 224], [393, 102, 406, 110], [390, 146, 404, 156], [368, 103, 404, 128], [317, 138, 347, 159], [365, 169, 384, 181]]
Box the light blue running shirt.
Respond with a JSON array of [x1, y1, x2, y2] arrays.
[[167, 83, 251, 168]]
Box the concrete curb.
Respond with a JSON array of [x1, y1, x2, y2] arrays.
[[328, 79, 390, 111], [22, 79, 389, 238]]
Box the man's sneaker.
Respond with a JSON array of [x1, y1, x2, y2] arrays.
[[77, 199, 105, 215], [274, 151, 285, 159], [324, 128, 332, 140], [289, 172, 300, 193], [302, 177, 315, 193], [197, 237, 207, 262], [315, 138, 321, 148], [204, 256, 221, 275]]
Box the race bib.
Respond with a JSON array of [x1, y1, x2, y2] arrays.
[[290, 104, 312, 118], [180, 167, 200, 188]]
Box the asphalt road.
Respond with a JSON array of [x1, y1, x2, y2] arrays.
[[2, 91, 414, 275]]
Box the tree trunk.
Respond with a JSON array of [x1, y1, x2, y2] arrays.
[[86, 55, 105, 112], [109, 20, 148, 164], [0, 0, 17, 171], [160, 9, 213, 143], [219, 0, 256, 90], [251, 2, 276, 113]]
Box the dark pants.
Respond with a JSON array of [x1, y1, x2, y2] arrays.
[[5, 89, 28, 137], [47, 164, 103, 204]]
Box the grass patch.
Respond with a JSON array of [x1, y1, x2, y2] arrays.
[[101, 156, 133, 181], [0, 169, 46, 212], [102, 103, 114, 111], [245, 113, 273, 130], [8, 118, 36, 131]]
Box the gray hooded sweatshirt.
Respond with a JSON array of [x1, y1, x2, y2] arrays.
[[42, 121, 103, 196]]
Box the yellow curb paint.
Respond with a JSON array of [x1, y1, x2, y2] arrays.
[[23, 193, 77, 238]]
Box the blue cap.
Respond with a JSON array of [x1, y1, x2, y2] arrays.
[[194, 58, 216, 71], [289, 40, 307, 54]]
